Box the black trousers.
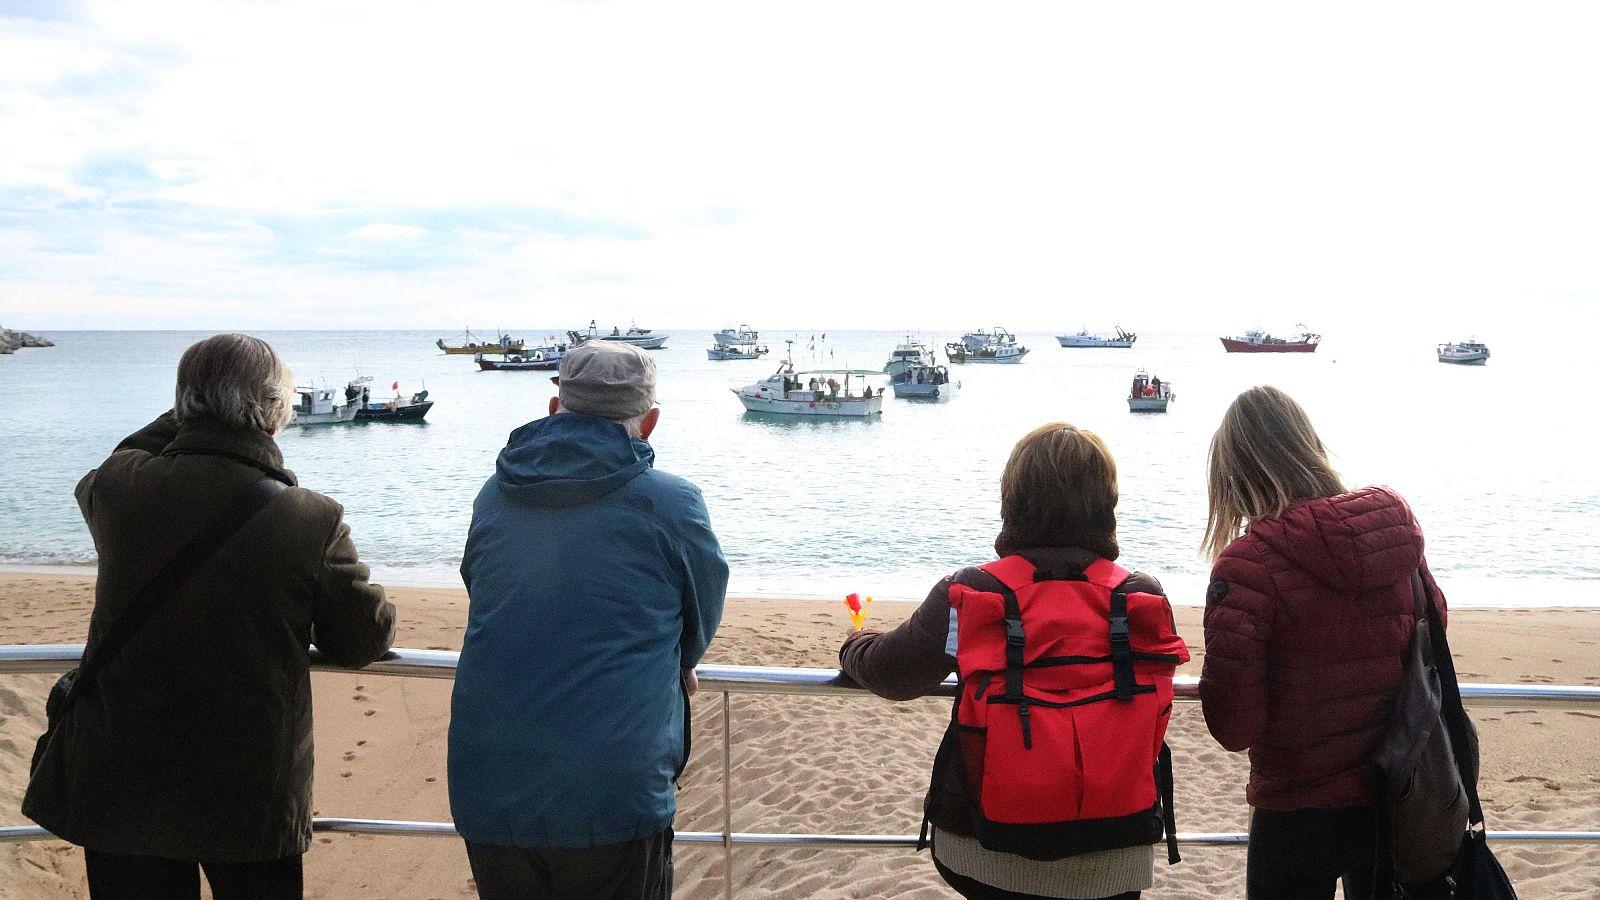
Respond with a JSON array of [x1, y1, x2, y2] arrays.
[[464, 828, 673, 900], [932, 857, 1139, 900], [1247, 806, 1377, 900], [84, 847, 303, 900]]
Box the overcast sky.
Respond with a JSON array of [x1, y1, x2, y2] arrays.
[[2, 1, 1598, 333]]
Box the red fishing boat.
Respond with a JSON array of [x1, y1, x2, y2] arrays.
[[1219, 327, 1320, 353]]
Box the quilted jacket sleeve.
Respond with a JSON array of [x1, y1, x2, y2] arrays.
[[838, 575, 957, 701], [1200, 538, 1277, 752]]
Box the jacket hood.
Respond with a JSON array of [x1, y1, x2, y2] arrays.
[[1247, 486, 1424, 592], [495, 413, 654, 507]]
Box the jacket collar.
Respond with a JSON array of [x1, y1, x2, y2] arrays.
[[164, 417, 298, 486]]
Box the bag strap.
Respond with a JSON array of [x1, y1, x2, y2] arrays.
[[62, 476, 287, 715], [1157, 741, 1181, 864], [1109, 576, 1137, 700], [1413, 570, 1486, 827]]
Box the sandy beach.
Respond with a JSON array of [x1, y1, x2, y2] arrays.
[[2, 570, 1597, 899]]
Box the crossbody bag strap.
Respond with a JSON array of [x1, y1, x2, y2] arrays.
[[64, 477, 287, 714], [1413, 570, 1485, 826]]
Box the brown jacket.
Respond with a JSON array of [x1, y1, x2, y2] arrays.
[[24, 412, 396, 862]]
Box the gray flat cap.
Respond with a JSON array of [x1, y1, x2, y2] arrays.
[[551, 341, 657, 419]]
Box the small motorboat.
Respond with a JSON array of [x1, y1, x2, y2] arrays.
[[347, 378, 434, 422], [883, 339, 959, 399], [477, 341, 567, 371], [569, 320, 668, 350], [946, 327, 1028, 364], [733, 347, 884, 417], [1056, 326, 1136, 348], [883, 336, 932, 381], [1437, 339, 1490, 365], [713, 325, 762, 348], [1127, 369, 1174, 413], [288, 385, 359, 426]]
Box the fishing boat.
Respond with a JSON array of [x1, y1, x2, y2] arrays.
[[1437, 339, 1490, 365], [1219, 327, 1320, 353], [568, 320, 668, 350], [1127, 369, 1175, 412], [733, 347, 884, 417], [476, 341, 567, 371], [882, 336, 934, 381], [891, 362, 959, 400], [436, 329, 523, 355], [288, 385, 359, 426], [707, 340, 766, 360], [713, 325, 762, 348], [946, 327, 1029, 364], [1056, 326, 1137, 348], [347, 377, 434, 422]]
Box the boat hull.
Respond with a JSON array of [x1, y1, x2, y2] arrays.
[[601, 336, 668, 350], [439, 340, 522, 355], [356, 401, 434, 421], [1219, 337, 1318, 353], [734, 391, 883, 417], [708, 348, 764, 360], [893, 382, 958, 399], [289, 405, 359, 426], [1438, 353, 1488, 365], [479, 358, 559, 370], [960, 354, 1026, 364], [1056, 336, 1133, 348], [1128, 398, 1170, 412]]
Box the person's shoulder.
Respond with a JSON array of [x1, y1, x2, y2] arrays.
[[1120, 569, 1166, 597], [630, 467, 707, 504], [274, 483, 344, 529]]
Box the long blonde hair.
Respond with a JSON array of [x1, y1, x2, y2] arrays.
[[1202, 386, 1345, 560]]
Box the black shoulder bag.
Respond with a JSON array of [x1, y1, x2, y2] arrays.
[[30, 477, 286, 775]]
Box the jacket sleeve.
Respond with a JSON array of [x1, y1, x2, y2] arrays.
[[1420, 558, 1448, 629], [310, 511, 397, 668], [1199, 541, 1276, 752], [838, 575, 957, 701], [77, 411, 183, 522], [676, 484, 728, 669]]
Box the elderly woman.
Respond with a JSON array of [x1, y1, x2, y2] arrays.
[[1199, 386, 1448, 900], [24, 333, 396, 900], [841, 422, 1188, 900]]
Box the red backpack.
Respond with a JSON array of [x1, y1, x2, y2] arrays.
[[923, 555, 1190, 862]]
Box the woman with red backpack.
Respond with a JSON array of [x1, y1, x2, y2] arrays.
[[1199, 386, 1449, 900], [840, 422, 1189, 900]]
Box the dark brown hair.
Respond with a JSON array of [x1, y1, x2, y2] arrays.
[[994, 422, 1119, 560]]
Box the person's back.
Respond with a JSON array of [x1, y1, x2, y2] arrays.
[[449, 341, 727, 899], [1197, 385, 1448, 900], [24, 333, 396, 899]]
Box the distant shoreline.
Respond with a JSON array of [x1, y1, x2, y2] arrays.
[[3, 563, 1595, 608]]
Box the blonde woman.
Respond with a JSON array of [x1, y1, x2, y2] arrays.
[[1198, 386, 1447, 900]]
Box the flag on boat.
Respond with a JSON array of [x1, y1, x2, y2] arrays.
[[391, 381, 399, 390]]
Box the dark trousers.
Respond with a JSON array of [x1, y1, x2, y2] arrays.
[[464, 828, 673, 900], [84, 847, 303, 900], [933, 857, 1139, 900], [1247, 806, 1377, 900]]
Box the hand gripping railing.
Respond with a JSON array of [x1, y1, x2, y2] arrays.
[[3, 645, 1599, 900]]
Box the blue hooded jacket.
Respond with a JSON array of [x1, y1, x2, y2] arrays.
[[448, 413, 728, 848]]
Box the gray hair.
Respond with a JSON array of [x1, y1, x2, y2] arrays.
[[555, 402, 648, 439], [174, 333, 296, 432]]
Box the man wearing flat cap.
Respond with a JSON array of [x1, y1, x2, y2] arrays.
[[449, 341, 728, 899]]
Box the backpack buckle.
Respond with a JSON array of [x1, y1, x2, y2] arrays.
[[1005, 619, 1025, 645], [1109, 615, 1131, 647]]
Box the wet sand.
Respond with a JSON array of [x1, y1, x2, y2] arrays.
[[2, 571, 1598, 898]]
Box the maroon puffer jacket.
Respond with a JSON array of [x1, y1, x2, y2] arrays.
[[1199, 486, 1447, 811]]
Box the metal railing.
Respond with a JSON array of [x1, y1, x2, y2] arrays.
[[4, 645, 1599, 898]]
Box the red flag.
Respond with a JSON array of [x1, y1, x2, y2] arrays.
[[391, 381, 399, 390]]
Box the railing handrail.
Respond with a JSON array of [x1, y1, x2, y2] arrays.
[[3, 644, 1599, 709], [5, 643, 1599, 898]]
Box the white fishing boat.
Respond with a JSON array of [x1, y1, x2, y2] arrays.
[[1057, 326, 1136, 348], [1127, 369, 1175, 413], [882, 336, 933, 381], [1437, 339, 1490, 365], [568, 320, 668, 350], [289, 385, 359, 425], [733, 347, 884, 417], [713, 325, 762, 348], [477, 340, 568, 371], [946, 327, 1028, 364], [891, 363, 959, 400]]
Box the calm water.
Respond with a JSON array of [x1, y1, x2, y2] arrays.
[[2, 329, 1596, 607]]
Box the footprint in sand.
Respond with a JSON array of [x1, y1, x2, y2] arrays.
[[340, 771, 352, 778], [1565, 711, 1600, 720], [356, 740, 367, 746], [363, 709, 377, 717], [342, 751, 356, 761]]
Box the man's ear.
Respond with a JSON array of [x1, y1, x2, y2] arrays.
[[639, 406, 661, 439], [548, 396, 561, 416]]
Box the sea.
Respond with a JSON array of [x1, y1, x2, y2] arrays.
[[1, 329, 1596, 607]]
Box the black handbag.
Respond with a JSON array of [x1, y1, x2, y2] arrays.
[[30, 477, 285, 775], [1382, 574, 1519, 900]]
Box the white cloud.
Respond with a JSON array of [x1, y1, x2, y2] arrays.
[[348, 223, 427, 242]]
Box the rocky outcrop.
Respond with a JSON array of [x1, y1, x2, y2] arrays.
[[0, 327, 55, 354]]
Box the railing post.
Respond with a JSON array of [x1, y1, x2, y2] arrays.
[[722, 690, 734, 900]]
